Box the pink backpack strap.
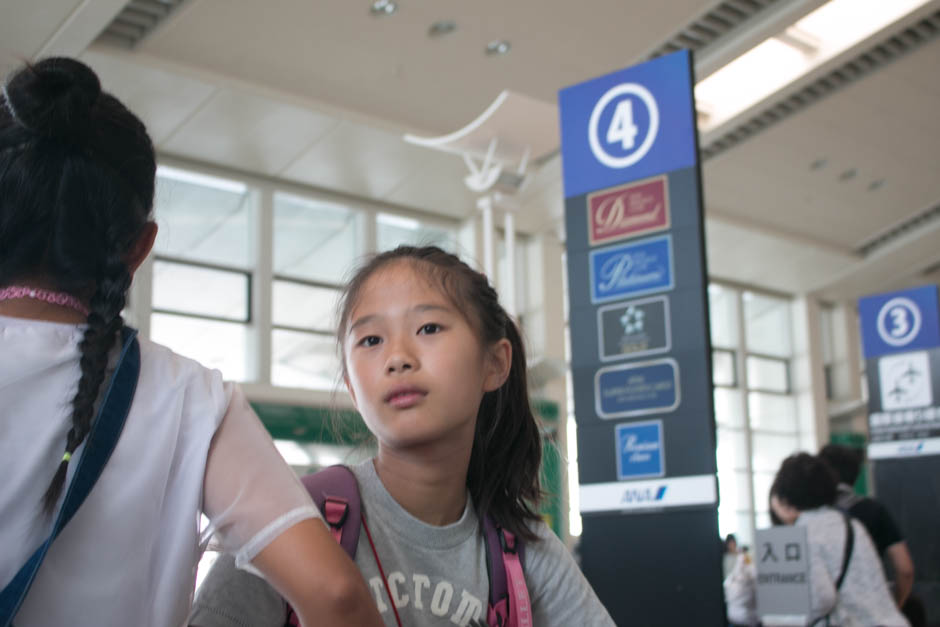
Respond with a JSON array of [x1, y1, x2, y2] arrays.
[[286, 466, 363, 626], [300, 465, 362, 556], [483, 516, 531, 627]]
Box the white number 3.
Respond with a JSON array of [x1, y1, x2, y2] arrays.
[[889, 307, 910, 338], [606, 99, 639, 150]]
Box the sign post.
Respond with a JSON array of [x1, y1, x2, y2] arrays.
[[857, 285, 940, 618], [559, 50, 723, 624]]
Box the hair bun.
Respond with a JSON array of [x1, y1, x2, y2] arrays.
[[2, 57, 102, 141]]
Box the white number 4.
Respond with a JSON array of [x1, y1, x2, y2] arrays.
[[606, 99, 639, 150]]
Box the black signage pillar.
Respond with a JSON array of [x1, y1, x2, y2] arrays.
[[558, 50, 724, 625]]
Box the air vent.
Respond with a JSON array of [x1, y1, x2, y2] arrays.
[[647, 0, 786, 60], [701, 10, 940, 161], [855, 200, 940, 258], [96, 0, 190, 48]]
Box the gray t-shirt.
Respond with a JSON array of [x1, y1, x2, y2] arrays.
[[190, 460, 615, 626]]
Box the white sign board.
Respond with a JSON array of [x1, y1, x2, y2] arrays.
[[755, 526, 811, 623]]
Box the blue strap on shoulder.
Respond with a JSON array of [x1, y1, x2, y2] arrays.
[[0, 327, 140, 627]]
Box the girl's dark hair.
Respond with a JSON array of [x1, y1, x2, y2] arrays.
[[0, 58, 156, 513], [769, 452, 838, 512], [337, 246, 544, 542]]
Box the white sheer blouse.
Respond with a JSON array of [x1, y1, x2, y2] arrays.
[[0, 315, 320, 626]]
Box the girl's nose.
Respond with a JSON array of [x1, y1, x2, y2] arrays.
[[385, 338, 417, 374]]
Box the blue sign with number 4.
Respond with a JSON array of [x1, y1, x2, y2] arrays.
[[859, 285, 940, 358], [558, 50, 697, 199]]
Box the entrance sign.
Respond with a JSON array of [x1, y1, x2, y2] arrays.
[[755, 526, 811, 622]]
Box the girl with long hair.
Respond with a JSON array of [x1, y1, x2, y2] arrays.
[[191, 246, 614, 626]]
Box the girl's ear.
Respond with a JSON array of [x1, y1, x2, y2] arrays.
[[483, 338, 512, 393]]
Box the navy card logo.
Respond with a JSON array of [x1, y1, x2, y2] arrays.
[[594, 358, 680, 419], [589, 234, 674, 304], [598, 295, 671, 362], [616, 420, 665, 480]]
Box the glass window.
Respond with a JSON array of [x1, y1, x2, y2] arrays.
[[376, 212, 456, 252], [746, 355, 789, 393], [752, 471, 777, 513], [716, 427, 748, 472], [152, 260, 249, 322], [271, 329, 340, 390], [150, 313, 248, 381], [273, 192, 364, 284], [713, 349, 737, 387], [708, 284, 739, 349], [748, 392, 798, 433], [743, 291, 792, 357], [714, 387, 744, 427], [750, 432, 799, 473], [718, 469, 753, 511], [272, 280, 340, 332], [154, 166, 256, 268]]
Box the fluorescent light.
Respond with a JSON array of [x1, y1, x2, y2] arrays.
[[695, 0, 932, 132], [377, 212, 421, 231], [156, 165, 247, 194]]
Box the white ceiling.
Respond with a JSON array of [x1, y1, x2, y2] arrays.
[[1, 0, 939, 303]]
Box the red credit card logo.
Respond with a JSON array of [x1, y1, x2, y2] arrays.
[[588, 175, 670, 246]]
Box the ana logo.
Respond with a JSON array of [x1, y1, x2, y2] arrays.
[[587, 176, 670, 245], [588, 82, 660, 169], [621, 485, 667, 504], [877, 297, 923, 347], [898, 441, 926, 455]]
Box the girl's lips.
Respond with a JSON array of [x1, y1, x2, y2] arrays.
[[384, 387, 427, 409]]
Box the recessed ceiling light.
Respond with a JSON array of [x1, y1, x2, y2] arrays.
[[868, 179, 886, 191], [429, 20, 456, 37], [370, 0, 397, 16], [810, 158, 827, 171], [486, 40, 511, 56], [839, 168, 858, 181]]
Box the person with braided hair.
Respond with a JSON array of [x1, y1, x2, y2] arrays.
[[0, 58, 382, 627]]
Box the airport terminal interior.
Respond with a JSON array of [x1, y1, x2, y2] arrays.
[[2, 0, 939, 625]]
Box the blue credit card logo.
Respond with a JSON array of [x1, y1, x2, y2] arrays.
[[615, 420, 665, 480], [589, 234, 674, 304], [595, 358, 680, 419]]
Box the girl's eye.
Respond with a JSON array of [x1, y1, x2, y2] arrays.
[[358, 335, 381, 347], [418, 323, 441, 335]]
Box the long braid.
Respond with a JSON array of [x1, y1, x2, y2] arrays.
[[41, 251, 130, 513]]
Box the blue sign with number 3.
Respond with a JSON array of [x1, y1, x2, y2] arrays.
[[859, 285, 940, 358]]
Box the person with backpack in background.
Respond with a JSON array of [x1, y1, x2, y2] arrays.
[[818, 444, 915, 608], [768, 454, 908, 627], [0, 57, 382, 627], [190, 246, 615, 626]]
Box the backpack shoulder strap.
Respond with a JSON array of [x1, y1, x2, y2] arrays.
[[300, 465, 362, 558], [835, 510, 854, 591], [483, 515, 531, 627], [0, 328, 140, 627]]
